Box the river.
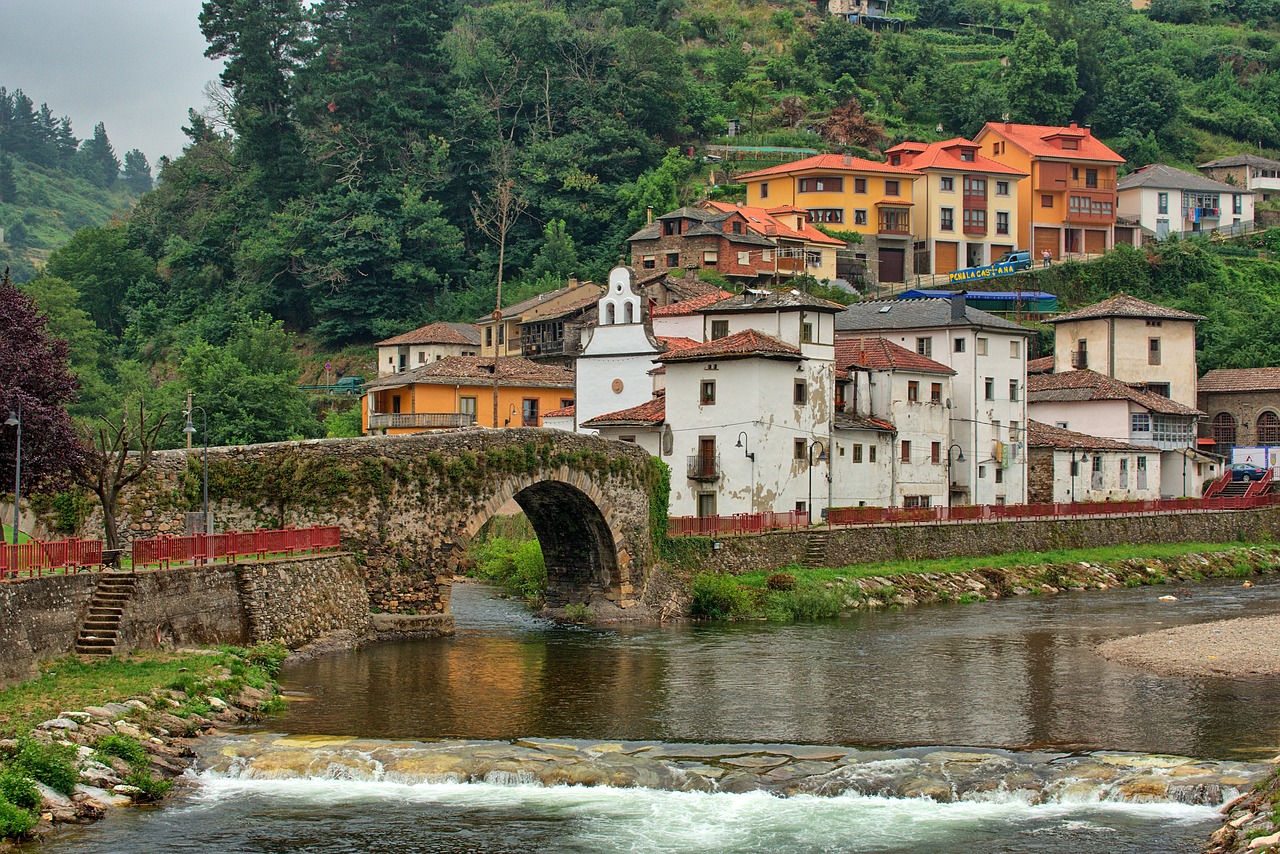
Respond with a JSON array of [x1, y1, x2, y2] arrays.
[[36, 578, 1280, 853]]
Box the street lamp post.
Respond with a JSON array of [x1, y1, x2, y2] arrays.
[[736, 432, 755, 514], [5, 401, 20, 545], [183, 406, 209, 533], [807, 439, 828, 526], [945, 443, 965, 508], [1070, 451, 1089, 504]]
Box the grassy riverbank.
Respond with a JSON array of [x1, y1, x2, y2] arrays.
[[691, 541, 1280, 621], [0, 645, 286, 842]]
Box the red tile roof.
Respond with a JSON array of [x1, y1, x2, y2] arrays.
[[980, 122, 1125, 163], [1027, 369, 1202, 416], [580, 393, 666, 428], [701, 200, 846, 247], [657, 336, 702, 352], [1199, 368, 1280, 393], [543, 404, 575, 418], [364, 356, 574, 390], [734, 153, 920, 180], [835, 413, 897, 433], [375, 322, 480, 347], [1048, 293, 1204, 324], [887, 138, 1026, 176], [1027, 355, 1055, 374], [1028, 420, 1158, 452], [650, 291, 733, 317], [656, 329, 802, 363], [834, 336, 956, 375]]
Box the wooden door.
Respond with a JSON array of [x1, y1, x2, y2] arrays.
[[1084, 229, 1106, 254], [1033, 227, 1058, 260], [935, 241, 958, 273], [879, 248, 905, 282]]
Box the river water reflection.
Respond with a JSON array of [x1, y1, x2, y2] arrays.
[[280, 579, 1280, 759]]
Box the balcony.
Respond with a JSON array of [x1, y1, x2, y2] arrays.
[[962, 223, 987, 236], [1071, 350, 1088, 369], [877, 214, 911, 236], [1064, 208, 1115, 224], [369, 412, 476, 430], [962, 192, 987, 209], [1184, 206, 1221, 221], [687, 454, 721, 482], [1069, 177, 1116, 190]]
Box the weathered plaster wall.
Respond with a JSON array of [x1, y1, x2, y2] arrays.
[[85, 429, 659, 614], [685, 506, 1280, 575]]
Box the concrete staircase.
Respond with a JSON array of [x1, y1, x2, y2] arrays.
[[75, 574, 136, 658], [802, 530, 830, 569], [1217, 480, 1251, 499]]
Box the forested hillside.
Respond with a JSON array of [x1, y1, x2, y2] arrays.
[[20, 0, 1280, 446]]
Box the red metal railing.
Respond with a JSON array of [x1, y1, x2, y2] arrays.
[[130, 525, 342, 569], [668, 494, 1280, 536], [1, 538, 104, 580]]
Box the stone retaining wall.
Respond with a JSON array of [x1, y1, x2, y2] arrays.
[[687, 508, 1280, 575], [0, 574, 97, 685], [234, 553, 372, 648]]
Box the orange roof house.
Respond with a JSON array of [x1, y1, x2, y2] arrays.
[[362, 356, 574, 434], [974, 122, 1126, 260]]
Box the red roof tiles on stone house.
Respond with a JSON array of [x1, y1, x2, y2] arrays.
[[375, 321, 481, 347], [1027, 369, 1202, 416], [650, 291, 733, 317], [733, 153, 922, 181], [1027, 419, 1158, 452], [1198, 368, 1280, 393], [1047, 293, 1204, 325]]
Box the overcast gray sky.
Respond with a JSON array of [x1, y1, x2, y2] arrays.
[[0, 0, 224, 167]]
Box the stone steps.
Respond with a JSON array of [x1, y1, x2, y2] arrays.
[[802, 531, 830, 569], [75, 575, 137, 658]]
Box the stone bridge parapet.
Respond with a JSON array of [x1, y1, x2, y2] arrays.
[[92, 429, 662, 615]]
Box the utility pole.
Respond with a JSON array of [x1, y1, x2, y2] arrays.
[[185, 389, 193, 449]]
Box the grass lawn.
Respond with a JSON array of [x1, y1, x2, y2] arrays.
[[0, 652, 227, 737], [1, 524, 32, 545], [733, 540, 1278, 588]]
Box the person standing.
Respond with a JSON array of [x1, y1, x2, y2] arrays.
[[1041, 249, 1052, 267]]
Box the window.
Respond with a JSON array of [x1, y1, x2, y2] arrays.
[[916, 336, 932, 357], [904, 495, 932, 509], [869, 446, 877, 463], [711, 319, 729, 340], [963, 176, 986, 197], [901, 440, 911, 463], [459, 396, 477, 422], [1212, 412, 1237, 448], [737, 251, 750, 265], [908, 381, 920, 402], [984, 377, 994, 400], [795, 439, 807, 460], [642, 255, 656, 269], [854, 177, 867, 193], [1157, 192, 1168, 215], [662, 219, 682, 236], [992, 419, 1001, 439], [794, 381, 808, 405], [1145, 320, 1162, 328], [931, 442, 941, 464], [954, 338, 966, 353], [889, 154, 901, 166], [995, 467, 1004, 484], [666, 252, 679, 267], [1234, 195, 1243, 215], [1009, 380, 1019, 401], [853, 209, 868, 226], [799, 176, 843, 193], [996, 180, 1010, 196], [1069, 196, 1114, 217], [620, 435, 637, 443], [1010, 340, 1020, 358], [1119, 457, 1129, 489], [940, 176, 955, 192], [978, 465, 986, 479], [703, 250, 718, 264], [1056, 421, 1069, 429], [885, 179, 900, 196], [561, 398, 574, 408], [700, 380, 716, 405], [1041, 194, 1054, 208], [497, 325, 505, 345], [522, 398, 539, 426], [851, 444, 863, 463], [1062, 138, 1079, 150], [960, 149, 975, 162], [1148, 337, 1161, 366], [485, 327, 493, 347], [962, 209, 986, 232], [810, 208, 844, 223], [391, 395, 401, 414], [801, 321, 815, 343], [976, 337, 988, 356], [1259, 411, 1280, 444], [931, 382, 942, 404], [1009, 420, 1019, 437], [996, 211, 1010, 235], [698, 493, 717, 518], [1147, 383, 1170, 398], [760, 182, 769, 199], [940, 208, 955, 231], [731, 221, 742, 234]]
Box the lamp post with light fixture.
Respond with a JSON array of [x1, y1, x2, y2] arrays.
[[808, 439, 828, 525], [946, 443, 965, 508], [5, 401, 20, 545], [736, 432, 755, 513], [1070, 450, 1089, 503], [183, 406, 209, 533]]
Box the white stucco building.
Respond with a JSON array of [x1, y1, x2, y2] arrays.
[[1117, 163, 1253, 239], [374, 322, 480, 376], [574, 267, 664, 427], [834, 297, 1031, 506], [1027, 420, 1162, 503]]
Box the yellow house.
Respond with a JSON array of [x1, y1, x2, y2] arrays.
[[362, 356, 575, 434], [973, 122, 1125, 260], [734, 153, 921, 284], [883, 138, 1027, 274], [476, 278, 604, 360]]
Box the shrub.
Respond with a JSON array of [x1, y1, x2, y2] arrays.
[[123, 768, 172, 801], [245, 641, 289, 678], [13, 738, 78, 796], [0, 800, 36, 840], [689, 573, 751, 620], [563, 603, 591, 624], [94, 734, 148, 768], [0, 770, 39, 810], [766, 572, 796, 591], [764, 584, 843, 621]]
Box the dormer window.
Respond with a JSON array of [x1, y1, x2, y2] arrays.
[[662, 219, 682, 236], [889, 154, 901, 166], [960, 149, 975, 162], [1061, 138, 1079, 150], [731, 221, 742, 234]]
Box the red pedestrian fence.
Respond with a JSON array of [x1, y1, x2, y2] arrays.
[[669, 494, 1280, 537], [130, 525, 342, 569], [1, 538, 104, 580]]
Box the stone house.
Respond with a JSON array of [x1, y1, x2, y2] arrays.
[[1198, 367, 1280, 457], [699, 200, 846, 282], [475, 278, 605, 364], [1027, 420, 1161, 504], [374, 322, 480, 376], [1046, 293, 1203, 409], [628, 207, 781, 283], [1199, 153, 1280, 204], [834, 296, 1032, 507]]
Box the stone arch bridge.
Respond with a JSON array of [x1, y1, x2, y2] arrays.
[[113, 430, 661, 616]]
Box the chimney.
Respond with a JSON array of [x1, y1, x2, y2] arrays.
[[1069, 121, 1078, 129], [843, 154, 852, 166], [950, 293, 966, 321], [646, 206, 654, 225], [568, 277, 579, 289]]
